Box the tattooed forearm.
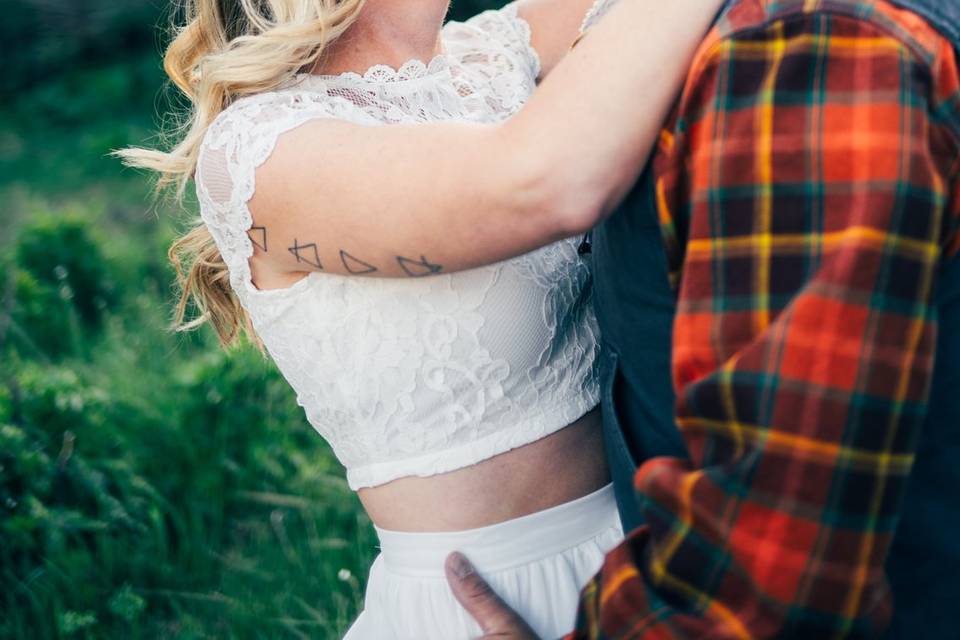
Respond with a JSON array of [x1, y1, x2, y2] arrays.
[[287, 238, 323, 269], [255, 226, 442, 277], [340, 250, 378, 275], [248, 226, 268, 252], [397, 255, 443, 277]]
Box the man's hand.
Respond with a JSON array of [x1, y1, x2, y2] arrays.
[[444, 552, 541, 639]]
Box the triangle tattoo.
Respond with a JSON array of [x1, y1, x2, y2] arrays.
[[287, 239, 323, 269], [340, 250, 378, 275], [248, 226, 268, 252], [397, 254, 442, 277]]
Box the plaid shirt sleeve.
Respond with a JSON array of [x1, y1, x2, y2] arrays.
[[570, 2, 960, 638]]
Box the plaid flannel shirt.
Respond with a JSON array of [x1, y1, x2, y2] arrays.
[[571, 0, 960, 637]]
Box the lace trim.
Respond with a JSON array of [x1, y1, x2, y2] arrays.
[[346, 380, 600, 490], [296, 54, 456, 86], [580, 0, 620, 34]]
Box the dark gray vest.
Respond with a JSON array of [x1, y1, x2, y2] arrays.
[[590, 0, 959, 636]]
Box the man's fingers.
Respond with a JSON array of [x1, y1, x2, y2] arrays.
[[444, 552, 513, 633], [444, 552, 537, 638]]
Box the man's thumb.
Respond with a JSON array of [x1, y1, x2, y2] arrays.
[[444, 552, 532, 636]]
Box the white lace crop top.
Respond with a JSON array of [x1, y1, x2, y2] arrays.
[[195, 2, 602, 490]]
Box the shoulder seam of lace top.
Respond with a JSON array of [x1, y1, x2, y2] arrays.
[[580, 0, 620, 34]]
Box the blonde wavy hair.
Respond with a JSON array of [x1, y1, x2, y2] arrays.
[[117, 0, 365, 347]]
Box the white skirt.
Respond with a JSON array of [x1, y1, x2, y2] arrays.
[[344, 484, 624, 640]]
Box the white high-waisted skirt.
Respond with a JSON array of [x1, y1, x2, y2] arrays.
[[344, 484, 624, 640]]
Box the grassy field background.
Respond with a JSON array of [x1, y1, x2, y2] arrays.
[[1, 1, 506, 637]]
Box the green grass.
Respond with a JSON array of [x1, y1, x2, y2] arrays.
[[1, 55, 375, 639]]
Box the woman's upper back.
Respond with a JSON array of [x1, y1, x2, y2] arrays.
[[194, 2, 600, 490]]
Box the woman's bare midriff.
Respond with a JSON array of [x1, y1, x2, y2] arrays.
[[357, 407, 609, 532]]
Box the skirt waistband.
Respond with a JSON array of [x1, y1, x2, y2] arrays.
[[374, 484, 620, 577]]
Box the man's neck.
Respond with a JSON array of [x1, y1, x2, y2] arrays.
[[314, 0, 451, 76]]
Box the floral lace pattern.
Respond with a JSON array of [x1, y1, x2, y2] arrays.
[[195, 1, 600, 490]]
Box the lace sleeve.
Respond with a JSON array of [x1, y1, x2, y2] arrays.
[[194, 91, 377, 304], [580, 0, 620, 34]]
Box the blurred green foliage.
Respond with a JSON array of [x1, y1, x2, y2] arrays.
[[2, 1, 161, 95], [2, 0, 509, 638], [2, 0, 509, 95], [15, 215, 116, 330]]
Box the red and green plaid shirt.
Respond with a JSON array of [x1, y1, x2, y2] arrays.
[[571, 0, 960, 637]]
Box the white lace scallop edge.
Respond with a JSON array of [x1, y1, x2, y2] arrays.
[[303, 55, 455, 86], [580, 0, 620, 34], [344, 383, 600, 490]]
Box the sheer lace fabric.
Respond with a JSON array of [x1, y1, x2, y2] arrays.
[[195, 2, 601, 490]]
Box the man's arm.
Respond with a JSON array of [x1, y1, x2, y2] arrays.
[[570, 8, 959, 639], [443, 6, 960, 638]]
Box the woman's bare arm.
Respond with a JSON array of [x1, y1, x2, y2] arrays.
[[246, 0, 723, 285]]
